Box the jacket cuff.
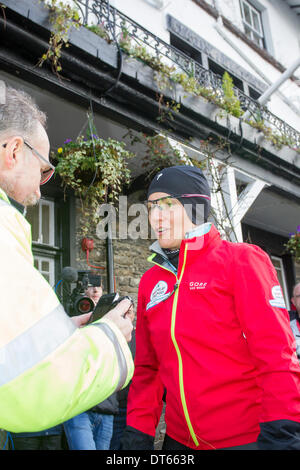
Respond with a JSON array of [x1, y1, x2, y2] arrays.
[[98, 317, 134, 388], [121, 426, 154, 450], [258, 420, 300, 450]]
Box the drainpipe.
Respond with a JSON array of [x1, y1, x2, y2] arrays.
[[213, 4, 300, 117], [106, 215, 115, 294]]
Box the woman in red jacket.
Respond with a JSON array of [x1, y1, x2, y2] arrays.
[[123, 165, 300, 450]]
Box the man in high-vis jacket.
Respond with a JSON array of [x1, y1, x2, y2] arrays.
[[0, 83, 134, 433]]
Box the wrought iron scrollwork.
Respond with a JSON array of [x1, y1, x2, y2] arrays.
[[75, 0, 299, 147]]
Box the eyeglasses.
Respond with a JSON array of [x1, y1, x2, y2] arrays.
[[146, 196, 180, 213], [2, 139, 55, 185], [146, 194, 210, 213], [23, 140, 55, 185]]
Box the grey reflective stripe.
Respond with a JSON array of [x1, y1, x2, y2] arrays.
[[93, 322, 128, 391], [0, 304, 76, 386]]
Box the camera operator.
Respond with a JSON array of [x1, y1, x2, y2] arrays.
[[0, 83, 134, 434], [64, 274, 121, 450]]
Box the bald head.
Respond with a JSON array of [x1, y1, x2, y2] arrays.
[[292, 282, 300, 316]]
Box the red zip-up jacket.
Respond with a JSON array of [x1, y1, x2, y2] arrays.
[[126, 224, 300, 450]]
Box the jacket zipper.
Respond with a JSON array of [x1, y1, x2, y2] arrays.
[[149, 246, 199, 447]]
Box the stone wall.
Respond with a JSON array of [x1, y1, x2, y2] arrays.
[[75, 191, 153, 302]]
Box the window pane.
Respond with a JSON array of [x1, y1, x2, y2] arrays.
[[272, 258, 281, 269], [41, 260, 50, 272], [252, 32, 262, 47], [252, 10, 261, 34], [34, 256, 55, 286], [244, 24, 252, 40], [42, 204, 50, 245], [275, 269, 284, 292], [26, 205, 39, 242], [243, 2, 251, 24]]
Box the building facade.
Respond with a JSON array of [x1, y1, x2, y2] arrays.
[[0, 0, 299, 310]]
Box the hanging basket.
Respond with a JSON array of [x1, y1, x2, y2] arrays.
[[53, 135, 135, 236], [53, 136, 134, 204], [285, 228, 300, 263]]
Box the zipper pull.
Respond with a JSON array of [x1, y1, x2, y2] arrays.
[[163, 282, 179, 303]]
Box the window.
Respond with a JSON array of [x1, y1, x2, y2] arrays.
[[248, 86, 261, 100], [34, 257, 55, 286], [240, 0, 265, 48], [26, 198, 57, 287], [271, 256, 290, 310], [26, 199, 55, 246], [208, 59, 244, 91], [170, 34, 202, 65]]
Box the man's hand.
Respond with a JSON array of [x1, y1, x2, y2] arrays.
[[104, 298, 133, 342], [71, 312, 92, 328]]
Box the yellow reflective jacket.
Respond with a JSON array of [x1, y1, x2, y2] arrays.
[[0, 188, 134, 432]]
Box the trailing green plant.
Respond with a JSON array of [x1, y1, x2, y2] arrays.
[[85, 22, 112, 43], [285, 227, 300, 263], [53, 132, 135, 235], [246, 118, 300, 151], [39, 0, 81, 75], [221, 72, 242, 118]]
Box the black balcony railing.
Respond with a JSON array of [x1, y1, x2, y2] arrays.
[[75, 0, 300, 148]]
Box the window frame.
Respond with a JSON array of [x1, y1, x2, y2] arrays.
[[271, 255, 290, 310], [27, 198, 56, 247], [34, 256, 56, 287], [240, 0, 265, 49], [26, 196, 64, 292]]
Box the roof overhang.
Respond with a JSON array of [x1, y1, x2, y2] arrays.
[[284, 0, 300, 17]]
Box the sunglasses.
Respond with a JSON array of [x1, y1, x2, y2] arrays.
[[146, 194, 210, 212], [2, 139, 55, 185]]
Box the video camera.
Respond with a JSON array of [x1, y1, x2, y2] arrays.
[[61, 267, 133, 319], [61, 267, 101, 316]]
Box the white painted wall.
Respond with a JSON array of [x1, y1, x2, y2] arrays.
[[110, 0, 300, 130]]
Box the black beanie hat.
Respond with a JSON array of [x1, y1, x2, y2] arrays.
[[147, 165, 211, 223]]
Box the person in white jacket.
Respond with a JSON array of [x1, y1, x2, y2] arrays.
[[0, 82, 134, 433]]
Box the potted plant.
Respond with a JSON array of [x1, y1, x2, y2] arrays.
[[285, 227, 300, 263], [53, 132, 135, 235]]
